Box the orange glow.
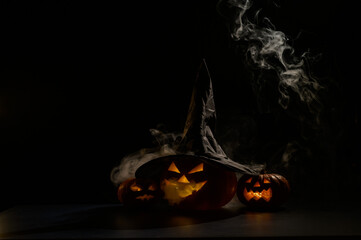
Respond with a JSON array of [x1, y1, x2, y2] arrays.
[[118, 184, 125, 191], [148, 184, 157, 191], [136, 194, 155, 200], [253, 181, 261, 187], [194, 181, 207, 191], [130, 183, 142, 192], [188, 163, 204, 174], [243, 188, 272, 202], [245, 178, 252, 183], [244, 188, 254, 201], [163, 179, 208, 200], [168, 162, 181, 173], [178, 175, 190, 184], [263, 178, 271, 183]]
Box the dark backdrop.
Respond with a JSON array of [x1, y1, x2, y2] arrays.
[[1, 0, 359, 211]]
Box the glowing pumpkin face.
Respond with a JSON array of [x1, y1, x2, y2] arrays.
[[237, 172, 290, 209], [160, 156, 237, 210], [117, 178, 162, 207]]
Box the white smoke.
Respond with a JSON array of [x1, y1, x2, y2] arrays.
[[110, 129, 181, 185], [224, 0, 323, 114]]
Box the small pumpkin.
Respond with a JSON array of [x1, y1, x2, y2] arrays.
[[237, 171, 290, 209], [117, 178, 162, 207], [160, 155, 238, 210]]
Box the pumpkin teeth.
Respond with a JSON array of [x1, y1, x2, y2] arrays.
[[194, 181, 207, 192], [243, 188, 272, 202], [243, 188, 254, 201], [262, 189, 272, 202], [136, 194, 155, 200], [161, 179, 208, 205]]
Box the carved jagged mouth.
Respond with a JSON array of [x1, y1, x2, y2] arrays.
[[243, 188, 272, 202], [163, 179, 207, 199], [136, 194, 155, 200]]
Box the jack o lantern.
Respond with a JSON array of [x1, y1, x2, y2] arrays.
[[159, 155, 238, 210], [237, 171, 290, 209], [117, 178, 162, 207], [134, 59, 257, 209]]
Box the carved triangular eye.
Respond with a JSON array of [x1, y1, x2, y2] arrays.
[[188, 163, 204, 174], [168, 162, 180, 173], [130, 183, 142, 192], [245, 178, 252, 183], [263, 178, 271, 184]]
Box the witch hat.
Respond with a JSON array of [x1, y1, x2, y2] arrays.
[[135, 59, 258, 178]]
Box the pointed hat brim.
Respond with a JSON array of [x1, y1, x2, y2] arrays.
[[135, 154, 258, 179]]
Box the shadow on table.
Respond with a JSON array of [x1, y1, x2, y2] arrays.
[[70, 204, 246, 229], [2, 203, 270, 238]]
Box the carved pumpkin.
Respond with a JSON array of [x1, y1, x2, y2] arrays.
[[117, 178, 162, 207], [237, 171, 290, 209], [160, 155, 238, 210]]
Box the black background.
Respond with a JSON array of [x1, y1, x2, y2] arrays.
[[1, 0, 360, 211]]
